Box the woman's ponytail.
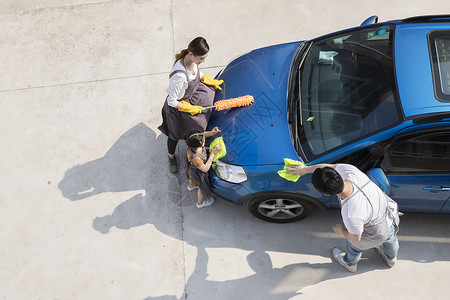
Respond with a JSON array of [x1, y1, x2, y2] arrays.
[[174, 49, 188, 65]]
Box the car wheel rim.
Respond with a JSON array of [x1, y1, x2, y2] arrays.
[[257, 198, 304, 220]]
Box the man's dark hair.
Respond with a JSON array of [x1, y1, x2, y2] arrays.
[[311, 167, 344, 195]]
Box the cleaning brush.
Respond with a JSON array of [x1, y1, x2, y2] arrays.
[[200, 95, 254, 111]]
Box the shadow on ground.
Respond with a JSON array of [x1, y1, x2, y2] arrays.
[[58, 123, 450, 299]]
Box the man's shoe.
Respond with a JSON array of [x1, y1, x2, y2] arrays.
[[196, 197, 215, 209], [375, 245, 396, 267], [331, 247, 357, 273], [168, 155, 178, 174]]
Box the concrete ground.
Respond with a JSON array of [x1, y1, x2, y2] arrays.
[[1, 1, 450, 299]]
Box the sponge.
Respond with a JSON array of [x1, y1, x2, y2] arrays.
[[209, 136, 227, 162], [278, 158, 305, 182]]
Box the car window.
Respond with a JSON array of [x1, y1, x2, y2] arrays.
[[381, 132, 450, 173], [298, 25, 401, 159], [337, 140, 386, 170], [428, 31, 450, 102]]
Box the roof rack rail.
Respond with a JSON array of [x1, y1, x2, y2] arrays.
[[402, 15, 450, 22], [412, 112, 450, 124]]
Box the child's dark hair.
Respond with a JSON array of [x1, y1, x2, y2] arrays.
[[311, 167, 344, 195], [186, 131, 204, 152]]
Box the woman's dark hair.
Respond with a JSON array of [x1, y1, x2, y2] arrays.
[[311, 167, 344, 195], [174, 37, 209, 64], [186, 131, 204, 152]]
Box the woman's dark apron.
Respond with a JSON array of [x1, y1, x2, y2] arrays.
[[158, 67, 215, 141], [342, 180, 392, 251], [188, 149, 212, 197]]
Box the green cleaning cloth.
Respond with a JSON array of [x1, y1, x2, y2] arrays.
[[209, 136, 227, 162], [278, 158, 305, 182]]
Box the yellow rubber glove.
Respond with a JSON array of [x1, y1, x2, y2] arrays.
[[201, 74, 224, 90], [177, 100, 202, 116]]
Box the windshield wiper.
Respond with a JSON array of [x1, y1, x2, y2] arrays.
[[290, 96, 300, 128], [288, 42, 309, 124], [293, 96, 301, 151]]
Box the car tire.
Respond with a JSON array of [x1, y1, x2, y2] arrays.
[[247, 193, 314, 223]]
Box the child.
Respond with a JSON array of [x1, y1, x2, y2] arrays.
[[186, 127, 221, 208]]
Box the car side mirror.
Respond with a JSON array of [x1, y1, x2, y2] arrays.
[[361, 15, 378, 26], [366, 168, 390, 195]]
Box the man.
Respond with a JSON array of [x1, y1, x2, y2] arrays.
[[287, 163, 399, 272]]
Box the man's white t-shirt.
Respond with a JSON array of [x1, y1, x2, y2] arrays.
[[166, 60, 204, 108], [335, 164, 387, 235]]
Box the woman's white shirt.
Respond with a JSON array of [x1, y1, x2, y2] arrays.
[[166, 60, 204, 108]]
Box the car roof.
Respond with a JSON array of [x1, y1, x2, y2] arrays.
[[393, 19, 450, 118]]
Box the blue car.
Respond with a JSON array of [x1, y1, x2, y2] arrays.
[[207, 15, 450, 223]]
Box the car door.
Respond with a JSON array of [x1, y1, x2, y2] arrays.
[[379, 131, 450, 213]]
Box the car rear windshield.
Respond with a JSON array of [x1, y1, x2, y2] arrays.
[[428, 30, 450, 102], [298, 24, 401, 158]]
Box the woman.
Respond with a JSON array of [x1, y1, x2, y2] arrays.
[[158, 37, 223, 173]]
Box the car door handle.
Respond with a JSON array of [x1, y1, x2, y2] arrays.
[[423, 186, 450, 192]]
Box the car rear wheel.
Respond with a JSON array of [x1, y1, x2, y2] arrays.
[[247, 193, 314, 223]]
